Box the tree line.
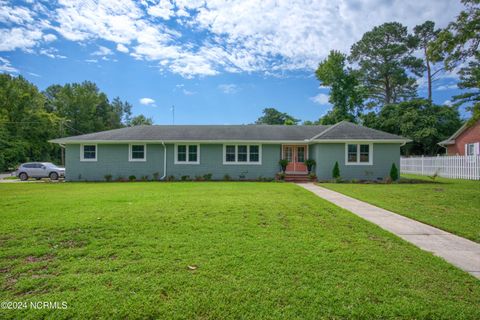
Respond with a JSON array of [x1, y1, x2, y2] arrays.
[[0, 75, 153, 171], [256, 0, 479, 155]]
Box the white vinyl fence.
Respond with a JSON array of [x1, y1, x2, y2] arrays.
[[400, 155, 480, 180]]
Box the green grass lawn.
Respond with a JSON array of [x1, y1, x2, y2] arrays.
[[1, 182, 479, 319], [320, 174, 480, 243]]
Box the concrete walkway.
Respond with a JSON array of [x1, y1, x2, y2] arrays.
[[298, 183, 480, 279]]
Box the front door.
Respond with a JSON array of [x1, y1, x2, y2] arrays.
[[283, 145, 308, 173]]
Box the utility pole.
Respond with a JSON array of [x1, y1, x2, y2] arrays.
[[59, 119, 70, 166], [60, 119, 65, 166]]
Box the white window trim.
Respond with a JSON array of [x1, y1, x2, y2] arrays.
[[80, 144, 97, 162], [129, 144, 147, 162], [174, 144, 200, 164], [345, 143, 373, 166], [465, 143, 479, 156], [223, 144, 262, 165]]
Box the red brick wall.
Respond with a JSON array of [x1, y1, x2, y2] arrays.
[[447, 120, 480, 155]]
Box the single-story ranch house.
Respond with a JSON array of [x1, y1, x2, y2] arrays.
[[50, 121, 409, 181]]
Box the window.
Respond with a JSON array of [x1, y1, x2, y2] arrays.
[[347, 144, 357, 162], [175, 144, 200, 164], [129, 144, 146, 161], [249, 145, 259, 162], [238, 145, 248, 162], [188, 145, 198, 162], [225, 145, 236, 162], [359, 144, 369, 163], [285, 146, 293, 162], [297, 146, 305, 162], [466, 143, 475, 156], [345, 143, 372, 165], [223, 144, 261, 164], [177, 145, 187, 162], [81, 144, 97, 161]]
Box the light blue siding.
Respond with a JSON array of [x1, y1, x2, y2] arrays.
[[65, 142, 400, 181], [311, 143, 401, 180], [65, 144, 165, 181], [65, 143, 282, 181]]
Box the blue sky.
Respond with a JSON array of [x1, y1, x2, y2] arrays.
[[0, 0, 469, 124]]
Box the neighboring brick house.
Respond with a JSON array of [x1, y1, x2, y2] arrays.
[[439, 119, 480, 155]]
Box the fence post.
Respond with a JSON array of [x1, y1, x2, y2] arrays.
[[421, 155, 424, 175]]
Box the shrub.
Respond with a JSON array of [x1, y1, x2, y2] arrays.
[[141, 175, 149, 181], [181, 175, 190, 181], [305, 159, 316, 173], [194, 175, 205, 181], [275, 172, 286, 181], [203, 173, 213, 181], [390, 163, 399, 181], [167, 175, 176, 181], [153, 172, 160, 180], [308, 173, 317, 181], [128, 175, 136, 182], [278, 159, 289, 173], [104, 174, 112, 182], [332, 161, 340, 179], [223, 174, 232, 181], [116, 176, 125, 182]]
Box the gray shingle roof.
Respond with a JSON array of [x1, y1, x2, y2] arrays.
[[312, 121, 407, 140], [50, 121, 408, 143]]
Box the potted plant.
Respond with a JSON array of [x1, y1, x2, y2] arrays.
[[278, 159, 289, 173], [305, 159, 316, 173]]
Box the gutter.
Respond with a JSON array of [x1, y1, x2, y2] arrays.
[[160, 142, 167, 180]]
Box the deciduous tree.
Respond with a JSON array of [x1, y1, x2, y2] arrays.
[[255, 108, 299, 125], [315, 50, 364, 124]]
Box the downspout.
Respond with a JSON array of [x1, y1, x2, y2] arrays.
[[160, 142, 167, 180]]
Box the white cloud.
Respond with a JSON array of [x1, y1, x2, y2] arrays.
[[85, 59, 98, 63], [43, 34, 57, 42], [218, 84, 239, 94], [0, 0, 465, 78], [182, 89, 196, 95], [116, 43, 129, 53], [444, 100, 452, 106], [0, 27, 43, 51], [0, 57, 18, 73], [139, 97, 156, 105], [310, 93, 330, 105], [91, 45, 113, 56], [39, 47, 66, 59], [0, 3, 34, 24], [435, 83, 458, 91], [147, 0, 174, 20]]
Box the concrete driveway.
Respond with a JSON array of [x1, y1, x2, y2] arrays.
[[0, 172, 64, 183], [0, 172, 14, 179]]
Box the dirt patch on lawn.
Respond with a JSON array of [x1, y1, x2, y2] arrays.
[[24, 254, 55, 263]]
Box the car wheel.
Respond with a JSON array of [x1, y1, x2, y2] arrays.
[[19, 172, 28, 181], [49, 172, 59, 181]]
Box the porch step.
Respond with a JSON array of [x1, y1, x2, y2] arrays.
[[284, 173, 311, 182]]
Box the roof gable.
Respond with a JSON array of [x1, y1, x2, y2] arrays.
[[439, 119, 480, 145], [311, 121, 407, 141]]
